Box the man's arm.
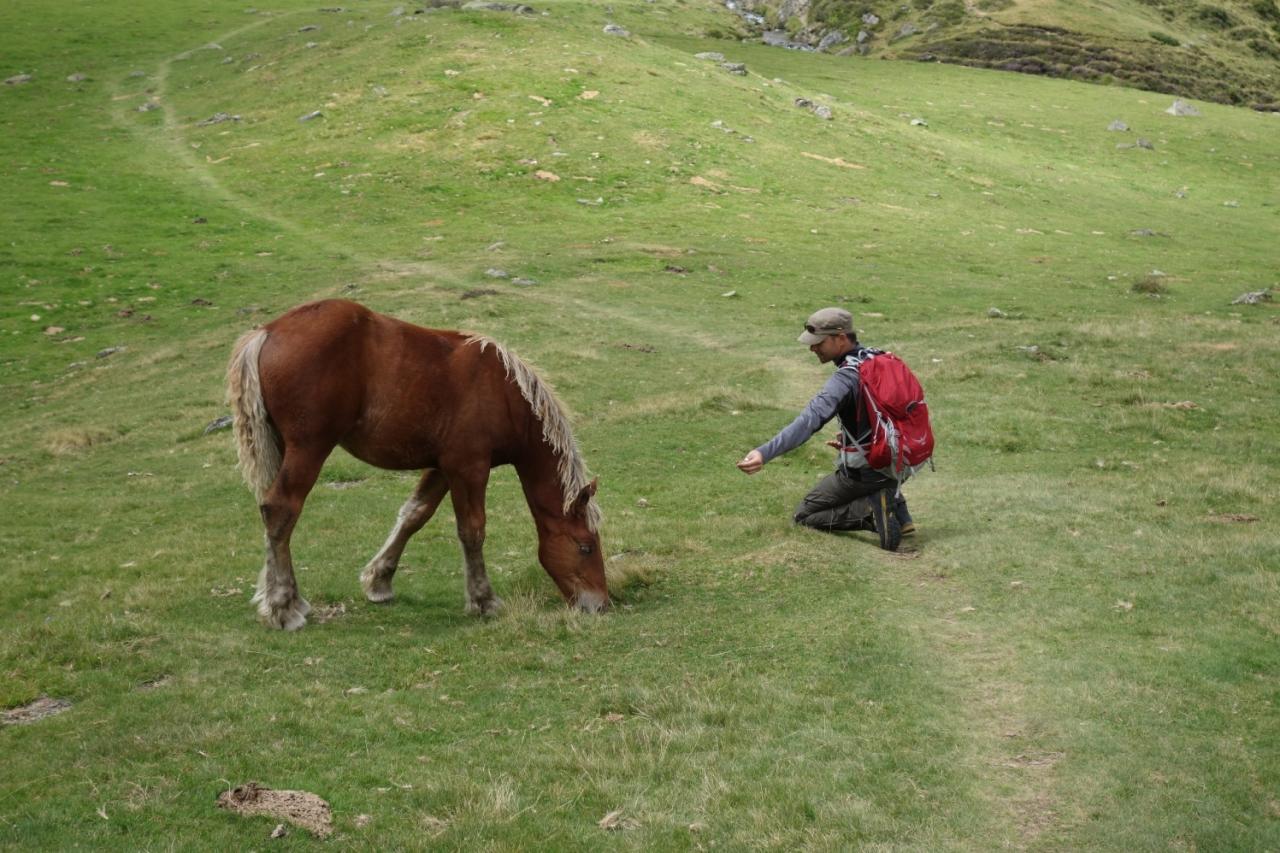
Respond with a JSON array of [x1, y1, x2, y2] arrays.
[[736, 369, 858, 474]]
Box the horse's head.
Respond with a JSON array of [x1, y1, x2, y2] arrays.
[[538, 479, 609, 612]]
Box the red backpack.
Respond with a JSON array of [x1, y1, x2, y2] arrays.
[[846, 350, 934, 481]]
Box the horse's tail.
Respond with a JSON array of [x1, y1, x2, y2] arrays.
[[225, 329, 281, 502]]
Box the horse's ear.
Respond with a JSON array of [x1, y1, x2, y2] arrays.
[[574, 478, 598, 511]]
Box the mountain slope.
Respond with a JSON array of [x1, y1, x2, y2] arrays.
[[0, 1, 1277, 849]]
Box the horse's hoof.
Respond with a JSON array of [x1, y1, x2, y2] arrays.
[[362, 577, 395, 603], [279, 610, 307, 631], [360, 566, 395, 603], [260, 597, 309, 631], [465, 595, 503, 617]]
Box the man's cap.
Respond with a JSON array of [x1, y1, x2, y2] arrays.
[[797, 307, 854, 345]]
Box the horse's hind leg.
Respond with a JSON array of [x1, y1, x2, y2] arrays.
[[360, 469, 449, 603], [255, 445, 328, 630], [448, 466, 501, 616]]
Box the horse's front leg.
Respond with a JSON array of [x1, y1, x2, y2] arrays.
[[360, 469, 449, 603], [448, 466, 501, 616], [254, 445, 327, 630]]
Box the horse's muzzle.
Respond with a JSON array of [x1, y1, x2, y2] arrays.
[[574, 589, 609, 613]]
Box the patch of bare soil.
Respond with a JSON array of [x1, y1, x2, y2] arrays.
[[598, 808, 641, 831], [1209, 512, 1260, 523], [216, 782, 333, 838], [313, 602, 348, 623], [325, 478, 366, 490], [1143, 400, 1199, 410], [1000, 751, 1065, 769], [3, 696, 71, 725], [625, 242, 688, 258]]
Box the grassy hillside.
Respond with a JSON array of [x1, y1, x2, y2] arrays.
[[740, 0, 1280, 107], [1, 0, 1277, 848]]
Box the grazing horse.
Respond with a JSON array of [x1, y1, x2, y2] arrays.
[[225, 299, 607, 630]]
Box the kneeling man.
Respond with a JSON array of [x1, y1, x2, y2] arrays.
[[737, 307, 914, 551]]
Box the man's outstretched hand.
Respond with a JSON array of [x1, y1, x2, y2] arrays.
[[736, 450, 764, 475]]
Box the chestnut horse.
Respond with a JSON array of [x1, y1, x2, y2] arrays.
[[225, 299, 607, 630]]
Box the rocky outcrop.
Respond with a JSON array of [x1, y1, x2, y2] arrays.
[[725, 1, 1279, 108]]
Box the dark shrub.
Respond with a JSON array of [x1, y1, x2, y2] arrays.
[[1150, 31, 1181, 45], [1132, 275, 1169, 295], [811, 0, 863, 28], [1253, 0, 1280, 21], [930, 0, 967, 23], [1247, 37, 1280, 57], [1195, 5, 1236, 28]]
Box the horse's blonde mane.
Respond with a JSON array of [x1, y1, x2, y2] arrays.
[[466, 335, 602, 532]]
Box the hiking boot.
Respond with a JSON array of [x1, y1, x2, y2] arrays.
[[869, 488, 902, 551], [862, 516, 914, 536], [895, 499, 914, 537]]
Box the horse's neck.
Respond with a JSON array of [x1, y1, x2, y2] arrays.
[[515, 445, 571, 529]]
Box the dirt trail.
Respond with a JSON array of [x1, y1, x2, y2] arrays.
[[107, 12, 452, 287]]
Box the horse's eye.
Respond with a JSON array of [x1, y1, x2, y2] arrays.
[[578, 542, 594, 556]]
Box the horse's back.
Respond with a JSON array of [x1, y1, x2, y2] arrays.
[[262, 299, 463, 375], [258, 300, 519, 469]]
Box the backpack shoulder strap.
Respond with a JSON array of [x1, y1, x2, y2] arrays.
[[835, 348, 879, 449], [837, 346, 882, 373]]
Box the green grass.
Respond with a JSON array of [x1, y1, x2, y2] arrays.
[[2, 0, 1278, 848]]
